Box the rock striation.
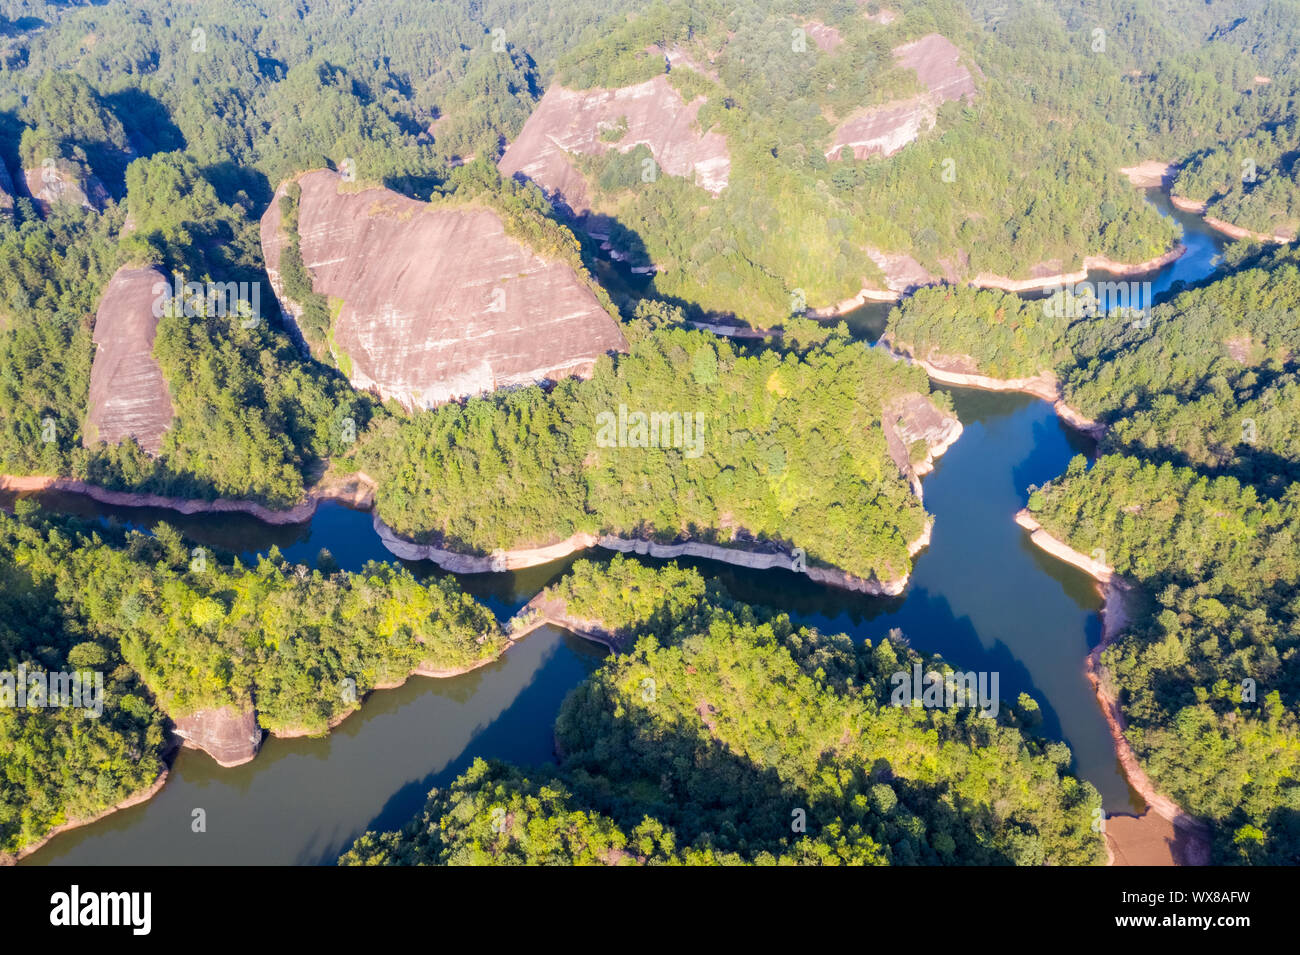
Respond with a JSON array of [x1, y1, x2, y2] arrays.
[[21, 161, 109, 215], [260, 169, 627, 409], [499, 72, 731, 220], [172, 705, 263, 768], [84, 266, 175, 455]]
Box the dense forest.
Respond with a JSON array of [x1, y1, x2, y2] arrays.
[[342, 557, 1105, 865], [361, 324, 939, 585], [1028, 457, 1300, 863], [0, 504, 502, 857], [2, 0, 1299, 867]]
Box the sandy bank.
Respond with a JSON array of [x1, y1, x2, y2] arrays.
[[3, 766, 171, 865], [881, 341, 1104, 437], [1015, 510, 1212, 865], [0, 470, 377, 524], [1119, 160, 1178, 189]]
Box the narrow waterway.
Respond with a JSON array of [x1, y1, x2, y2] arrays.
[[20, 185, 1226, 864]]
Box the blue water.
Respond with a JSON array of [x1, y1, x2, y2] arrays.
[[19, 186, 1230, 863]]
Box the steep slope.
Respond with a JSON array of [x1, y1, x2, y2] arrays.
[[498, 71, 730, 222], [260, 169, 627, 409], [84, 266, 175, 455], [0, 160, 14, 218], [826, 33, 976, 160], [21, 160, 109, 215]]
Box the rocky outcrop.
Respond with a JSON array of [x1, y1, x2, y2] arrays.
[[21, 161, 108, 215], [260, 169, 627, 409], [807, 249, 937, 315], [881, 341, 1104, 437], [172, 705, 263, 768], [498, 72, 731, 220], [85, 266, 175, 455], [827, 34, 975, 159], [507, 593, 623, 651], [803, 21, 843, 52], [884, 392, 964, 497]]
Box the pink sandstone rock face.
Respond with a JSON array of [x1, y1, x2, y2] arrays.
[[172, 705, 262, 768], [827, 33, 976, 159], [85, 266, 175, 455], [260, 169, 627, 409], [498, 72, 731, 220], [804, 21, 844, 53], [22, 162, 108, 215]]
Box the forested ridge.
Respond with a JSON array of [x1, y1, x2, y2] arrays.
[[887, 245, 1300, 493], [1028, 457, 1300, 863], [0, 503, 502, 857], [361, 324, 939, 585], [342, 557, 1105, 866], [1, 0, 1298, 866]]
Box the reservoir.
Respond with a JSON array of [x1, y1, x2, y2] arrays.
[[20, 186, 1224, 864]]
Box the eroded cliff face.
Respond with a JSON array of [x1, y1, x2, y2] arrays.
[[84, 266, 175, 455], [172, 705, 263, 768], [827, 33, 975, 159], [884, 392, 964, 498], [21, 162, 108, 215], [498, 72, 731, 221], [260, 169, 627, 409]]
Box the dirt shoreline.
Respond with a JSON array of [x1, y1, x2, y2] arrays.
[[374, 513, 933, 596], [879, 340, 1105, 437], [811, 241, 1186, 316], [969, 243, 1188, 293], [1169, 193, 1296, 244], [3, 765, 171, 865], [1014, 510, 1212, 866], [0, 470, 377, 523]]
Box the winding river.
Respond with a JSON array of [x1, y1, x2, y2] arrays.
[[19, 186, 1224, 865]]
